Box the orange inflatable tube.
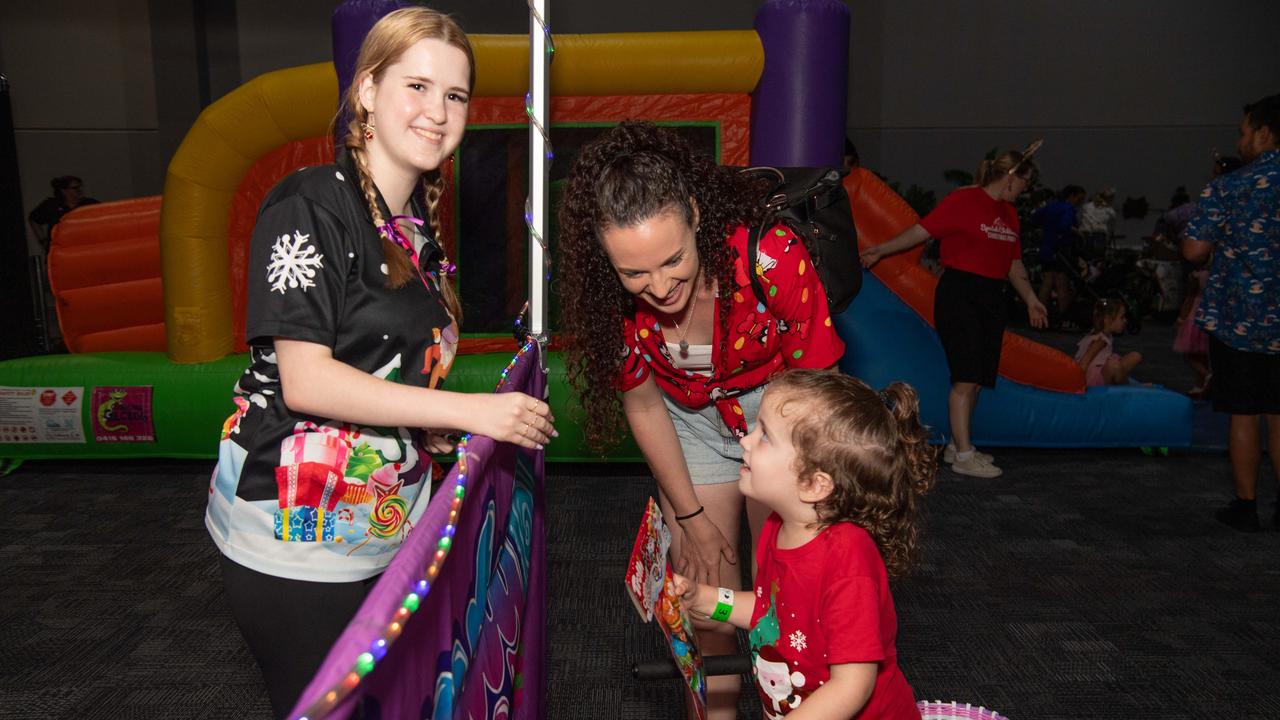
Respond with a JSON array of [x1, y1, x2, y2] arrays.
[[47, 196, 166, 354], [846, 168, 1086, 394]]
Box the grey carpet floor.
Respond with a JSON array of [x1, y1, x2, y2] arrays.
[[3, 447, 1278, 719], [0, 315, 1266, 720]]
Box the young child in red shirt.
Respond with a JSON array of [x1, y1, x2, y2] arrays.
[[675, 369, 935, 719]]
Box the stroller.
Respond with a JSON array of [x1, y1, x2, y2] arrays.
[[1050, 236, 1158, 334]]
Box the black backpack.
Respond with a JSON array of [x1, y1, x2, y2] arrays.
[[743, 166, 861, 314]]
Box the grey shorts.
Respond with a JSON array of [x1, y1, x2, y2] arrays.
[[661, 385, 765, 485]]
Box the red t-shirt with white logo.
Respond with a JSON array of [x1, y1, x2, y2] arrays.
[[919, 186, 1022, 279]]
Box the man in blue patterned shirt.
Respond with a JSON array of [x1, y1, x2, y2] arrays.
[[1184, 93, 1280, 532]]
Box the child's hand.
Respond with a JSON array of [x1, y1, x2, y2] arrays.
[[671, 573, 696, 603], [671, 574, 708, 619]]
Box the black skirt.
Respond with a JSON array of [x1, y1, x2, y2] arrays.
[[934, 268, 1007, 388]]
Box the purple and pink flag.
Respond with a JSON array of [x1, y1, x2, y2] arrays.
[[290, 344, 547, 720]]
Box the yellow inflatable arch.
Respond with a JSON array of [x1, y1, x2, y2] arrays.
[[159, 31, 764, 363]]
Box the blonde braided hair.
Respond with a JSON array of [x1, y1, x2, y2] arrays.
[[335, 6, 471, 324]]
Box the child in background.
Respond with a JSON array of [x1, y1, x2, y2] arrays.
[[1079, 187, 1117, 256], [1075, 298, 1144, 386], [674, 370, 934, 719], [1174, 264, 1211, 396]]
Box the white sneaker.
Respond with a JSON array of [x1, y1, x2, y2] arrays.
[[950, 453, 1003, 478], [943, 442, 993, 464]]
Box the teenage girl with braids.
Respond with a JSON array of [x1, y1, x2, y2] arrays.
[[674, 370, 933, 719], [205, 9, 555, 717], [862, 145, 1050, 479], [557, 120, 845, 718]]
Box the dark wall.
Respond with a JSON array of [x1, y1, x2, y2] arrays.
[[0, 74, 37, 359], [5, 0, 1278, 257]]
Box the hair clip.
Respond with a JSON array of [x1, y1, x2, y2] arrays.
[[878, 389, 895, 412]]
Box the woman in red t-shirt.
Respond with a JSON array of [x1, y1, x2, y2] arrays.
[[557, 121, 845, 718], [861, 147, 1048, 478]]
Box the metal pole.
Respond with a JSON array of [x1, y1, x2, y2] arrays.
[[527, 0, 550, 346]]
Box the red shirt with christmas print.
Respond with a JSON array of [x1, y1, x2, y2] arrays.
[[919, 186, 1022, 280], [616, 223, 845, 437], [748, 513, 920, 720]]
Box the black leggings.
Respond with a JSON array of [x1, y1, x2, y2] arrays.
[[218, 554, 379, 720]]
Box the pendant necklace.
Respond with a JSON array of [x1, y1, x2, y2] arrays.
[[671, 285, 699, 358]]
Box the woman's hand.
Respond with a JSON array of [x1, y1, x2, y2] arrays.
[[1027, 298, 1050, 329], [861, 225, 930, 268], [675, 513, 736, 586], [859, 245, 885, 268], [463, 393, 557, 449]]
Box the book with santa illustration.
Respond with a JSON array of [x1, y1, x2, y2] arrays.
[[624, 497, 707, 719]]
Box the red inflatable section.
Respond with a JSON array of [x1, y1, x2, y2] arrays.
[[845, 167, 1086, 394], [48, 196, 167, 353]]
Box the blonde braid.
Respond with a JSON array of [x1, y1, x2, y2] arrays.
[[349, 145, 415, 289], [422, 170, 464, 325], [423, 172, 444, 240]]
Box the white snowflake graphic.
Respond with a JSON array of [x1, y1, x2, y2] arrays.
[[267, 230, 324, 294], [789, 630, 807, 652]]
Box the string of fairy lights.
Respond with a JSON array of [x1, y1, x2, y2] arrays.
[[292, 339, 537, 720]]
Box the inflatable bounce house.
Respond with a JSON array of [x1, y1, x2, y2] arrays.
[[0, 0, 1191, 474]]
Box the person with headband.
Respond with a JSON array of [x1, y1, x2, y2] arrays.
[[204, 9, 555, 717], [557, 120, 846, 718], [861, 142, 1049, 478]]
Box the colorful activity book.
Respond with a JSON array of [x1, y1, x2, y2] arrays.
[[625, 497, 707, 719]]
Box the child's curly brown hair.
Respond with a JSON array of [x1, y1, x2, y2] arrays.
[[768, 370, 937, 577]]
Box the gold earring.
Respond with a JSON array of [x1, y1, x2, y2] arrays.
[[361, 114, 375, 141]]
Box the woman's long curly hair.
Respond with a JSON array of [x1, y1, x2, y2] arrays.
[[768, 370, 937, 578], [558, 120, 768, 451]]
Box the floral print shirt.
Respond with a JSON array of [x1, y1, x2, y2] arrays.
[[617, 223, 846, 437], [1188, 149, 1280, 354]]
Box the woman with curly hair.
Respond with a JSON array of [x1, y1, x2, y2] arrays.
[[558, 120, 845, 716], [674, 369, 934, 719]]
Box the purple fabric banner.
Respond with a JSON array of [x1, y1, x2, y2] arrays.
[[290, 346, 547, 720]]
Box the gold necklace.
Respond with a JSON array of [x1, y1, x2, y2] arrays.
[[671, 285, 699, 358]]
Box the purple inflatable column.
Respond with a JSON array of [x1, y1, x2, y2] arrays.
[[331, 0, 407, 149], [750, 0, 850, 167]]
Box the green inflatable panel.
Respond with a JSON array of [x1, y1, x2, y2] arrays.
[[0, 351, 639, 464]]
